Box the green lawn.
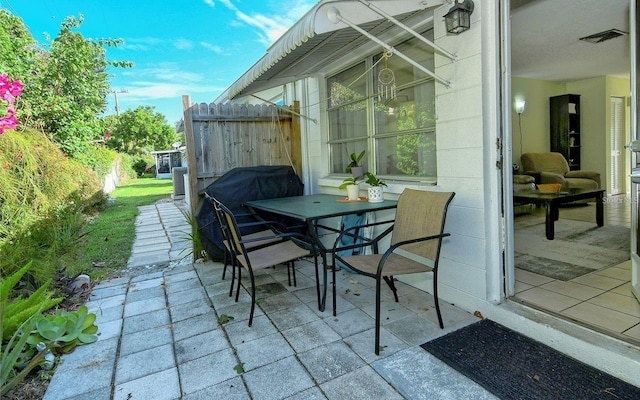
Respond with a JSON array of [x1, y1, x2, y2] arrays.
[[63, 177, 174, 281]]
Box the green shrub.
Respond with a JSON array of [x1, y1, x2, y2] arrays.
[[1, 312, 53, 397], [72, 144, 118, 183], [130, 154, 154, 177], [0, 129, 106, 283], [1, 262, 61, 342], [118, 153, 134, 179], [0, 129, 103, 245]]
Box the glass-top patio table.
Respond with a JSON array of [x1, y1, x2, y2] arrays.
[[245, 194, 398, 312]]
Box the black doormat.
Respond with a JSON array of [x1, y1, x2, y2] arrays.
[[420, 319, 640, 400]]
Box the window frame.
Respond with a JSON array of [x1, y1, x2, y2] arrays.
[[325, 34, 437, 183]]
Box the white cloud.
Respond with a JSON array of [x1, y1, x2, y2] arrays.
[[203, 0, 215, 6], [173, 38, 194, 50], [200, 42, 224, 54], [125, 81, 222, 100], [117, 63, 224, 101], [218, 0, 316, 46], [120, 37, 164, 51], [119, 36, 197, 52]]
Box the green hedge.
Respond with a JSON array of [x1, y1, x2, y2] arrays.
[[0, 128, 104, 281]]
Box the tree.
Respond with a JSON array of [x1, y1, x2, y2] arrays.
[[0, 10, 35, 79], [27, 15, 111, 140], [0, 12, 132, 158], [107, 106, 177, 154]]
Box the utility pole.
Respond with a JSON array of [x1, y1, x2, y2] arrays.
[[111, 89, 129, 115]]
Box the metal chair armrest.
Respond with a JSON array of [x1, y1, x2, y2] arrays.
[[375, 233, 451, 275], [332, 219, 395, 254]]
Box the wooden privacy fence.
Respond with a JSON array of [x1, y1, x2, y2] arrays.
[[182, 95, 302, 219]]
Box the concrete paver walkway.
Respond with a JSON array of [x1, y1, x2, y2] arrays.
[[43, 199, 494, 400]]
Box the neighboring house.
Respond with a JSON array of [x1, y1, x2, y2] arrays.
[[151, 148, 185, 179], [208, 0, 640, 384]]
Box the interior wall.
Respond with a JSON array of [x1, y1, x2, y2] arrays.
[[512, 76, 631, 195], [511, 77, 564, 167], [566, 77, 607, 190], [605, 76, 632, 194]]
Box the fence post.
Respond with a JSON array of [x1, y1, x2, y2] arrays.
[[182, 94, 199, 261]]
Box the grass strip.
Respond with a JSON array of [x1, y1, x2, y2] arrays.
[[61, 176, 174, 281]]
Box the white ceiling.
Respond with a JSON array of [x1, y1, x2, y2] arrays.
[[511, 0, 631, 82]]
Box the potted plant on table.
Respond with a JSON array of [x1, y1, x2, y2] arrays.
[[364, 172, 386, 203], [339, 176, 361, 200], [345, 150, 365, 178]]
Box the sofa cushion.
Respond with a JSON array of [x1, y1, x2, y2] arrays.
[[521, 152, 569, 175], [520, 152, 600, 191], [513, 175, 535, 185], [565, 178, 599, 190]]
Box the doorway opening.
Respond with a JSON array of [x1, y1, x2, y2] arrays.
[[507, 0, 639, 345]]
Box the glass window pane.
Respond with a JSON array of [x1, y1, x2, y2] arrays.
[[328, 62, 367, 108], [328, 100, 368, 141], [330, 141, 368, 174], [376, 132, 437, 178], [374, 31, 434, 88], [374, 81, 435, 134]]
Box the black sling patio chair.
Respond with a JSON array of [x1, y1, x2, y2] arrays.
[[332, 189, 455, 355], [203, 193, 286, 297], [214, 197, 314, 326]]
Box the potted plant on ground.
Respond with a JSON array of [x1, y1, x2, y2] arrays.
[[345, 150, 365, 178], [339, 176, 361, 200], [364, 172, 386, 203]]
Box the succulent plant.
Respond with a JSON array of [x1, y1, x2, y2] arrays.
[[26, 305, 98, 354]]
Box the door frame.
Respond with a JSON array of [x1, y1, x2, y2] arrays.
[[631, 0, 640, 302], [501, 0, 516, 297], [502, 0, 637, 300]]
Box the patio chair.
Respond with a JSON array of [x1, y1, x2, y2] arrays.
[[332, 189, 455, 355], [203, 193, 284, 297], [214, 198, 313, 326]]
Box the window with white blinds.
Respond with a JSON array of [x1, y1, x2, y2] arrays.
[[610, 96, 624, 194]]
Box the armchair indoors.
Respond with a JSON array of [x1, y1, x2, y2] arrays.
[[521, 152, 600, 190], [332, 189, 455, 355]]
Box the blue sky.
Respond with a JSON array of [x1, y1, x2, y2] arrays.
[[4, 0, 316, 126]]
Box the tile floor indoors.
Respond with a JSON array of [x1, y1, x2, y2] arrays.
[[513, 194, 640, 344]]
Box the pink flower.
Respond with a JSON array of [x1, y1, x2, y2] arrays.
[[0, 74, 23, 100], [0, 74, 23, 134], [9, 80, 23, 97], [0, 114, 17, 127]]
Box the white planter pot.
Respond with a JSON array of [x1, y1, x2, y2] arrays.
[[346, 184, 360, 200], [368, 186, 384, 203]]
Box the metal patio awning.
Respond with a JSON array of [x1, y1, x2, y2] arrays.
[[223, 0, 450, 100]]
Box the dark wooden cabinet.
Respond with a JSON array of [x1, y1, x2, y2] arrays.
[[550, 94, 581, 170]]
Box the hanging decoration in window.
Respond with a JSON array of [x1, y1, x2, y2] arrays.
[[377, 51, 396, 103]]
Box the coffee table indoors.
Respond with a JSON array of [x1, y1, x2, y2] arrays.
[[513, 188, 604, 240]]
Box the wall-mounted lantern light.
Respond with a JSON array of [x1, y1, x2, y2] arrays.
[[444, 0, 474, 35], [515, 100, 526, 115]]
